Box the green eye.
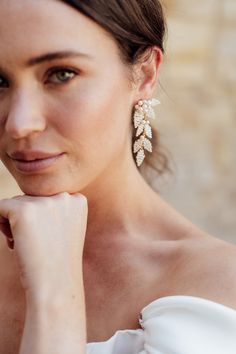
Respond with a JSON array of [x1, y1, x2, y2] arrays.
[[48, 68, 77, 84]]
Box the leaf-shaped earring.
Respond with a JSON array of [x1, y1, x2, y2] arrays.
[[133, 98, 160, 167]]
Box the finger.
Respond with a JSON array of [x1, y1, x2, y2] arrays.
[[0, 199, 13, 220], [0, 220, 14, 251], [6, 237, 14, 250], [0, 205, 14, 240], [0, 220, 14, 239], [0, 199, 19, 230], [0, 215, 8, 223], [70, 193, 88, 205]]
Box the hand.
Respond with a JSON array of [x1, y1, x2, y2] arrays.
[[0, 192, 88, 300]]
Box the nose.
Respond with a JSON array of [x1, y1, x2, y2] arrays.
[[5, 90, 46, 139]]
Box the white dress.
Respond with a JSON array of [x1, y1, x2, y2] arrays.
[[86, 295, 236, 353]]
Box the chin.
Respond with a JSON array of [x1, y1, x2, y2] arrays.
[[16, 177, 81, 197], [19, 185, 66, 197]]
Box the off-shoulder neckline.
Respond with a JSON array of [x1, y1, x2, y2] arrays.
[[141, 294, 236, 315], [87, 294, 236, 346]]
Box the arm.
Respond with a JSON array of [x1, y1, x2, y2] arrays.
[[0, 193, 88, 354], [19, 279, 86, 354]]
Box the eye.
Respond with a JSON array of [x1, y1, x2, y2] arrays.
[[0, 76, 8, 88], [46, 67, 78, 85]]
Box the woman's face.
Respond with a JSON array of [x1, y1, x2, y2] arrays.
[[0, 0, 136, 196]]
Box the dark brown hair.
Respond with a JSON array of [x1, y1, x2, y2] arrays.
[[60, 0, 171, 185]]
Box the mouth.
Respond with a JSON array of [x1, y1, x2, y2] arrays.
[[9, 152, 66, 174]]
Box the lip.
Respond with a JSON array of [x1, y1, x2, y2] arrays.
[[8, 151, 66, 174], [8, 150, 63, 161]]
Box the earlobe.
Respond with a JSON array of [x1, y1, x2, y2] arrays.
[[135, 47, 163, 99]]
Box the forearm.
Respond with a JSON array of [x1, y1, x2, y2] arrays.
[[19, 281, 86, 354]]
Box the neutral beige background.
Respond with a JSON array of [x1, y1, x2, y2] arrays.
[[0, 0, 236, 243], [155, 0, 236, 243]]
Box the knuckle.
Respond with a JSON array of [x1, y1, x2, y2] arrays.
[[60, 191, 69, 197], [75, 193, 88, 207], [78, 196, 88, 215], [56, 191, 70, 201]]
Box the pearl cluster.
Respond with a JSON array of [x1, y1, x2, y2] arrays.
[[133, 98, 160, 167]]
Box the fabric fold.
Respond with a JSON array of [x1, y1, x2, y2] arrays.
[[86, 295, 236, 354]]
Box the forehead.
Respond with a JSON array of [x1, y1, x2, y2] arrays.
[[0, 0, 118, 66]]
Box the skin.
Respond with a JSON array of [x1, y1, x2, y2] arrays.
[[0, 0, 236, 353]]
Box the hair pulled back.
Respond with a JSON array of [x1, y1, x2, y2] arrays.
[[60, 0, 171, 185]]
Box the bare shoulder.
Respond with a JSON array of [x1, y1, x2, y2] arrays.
[[169, 231, 236, 310], [183, 231, 236, 262]]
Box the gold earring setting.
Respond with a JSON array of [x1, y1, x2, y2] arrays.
[[133, 98, 160, 167]]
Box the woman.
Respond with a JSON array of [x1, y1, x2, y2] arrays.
[[0, 1, 236, 353]]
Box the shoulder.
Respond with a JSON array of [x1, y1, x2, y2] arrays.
[[183, 232, 236, 273], [169, 232, 236, 310]]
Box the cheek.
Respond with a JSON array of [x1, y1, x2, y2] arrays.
[[49, 81, 132, 160]]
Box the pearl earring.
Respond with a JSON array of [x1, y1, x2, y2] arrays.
[[133, 98, 160, 167]]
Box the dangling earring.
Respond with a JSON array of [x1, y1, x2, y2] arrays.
[[133, 98, 160, 167]]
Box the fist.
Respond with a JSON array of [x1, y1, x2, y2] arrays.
[[0, 192, 88, 298]]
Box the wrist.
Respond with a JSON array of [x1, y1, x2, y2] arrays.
[[25, 277, 86, 337], [25, 274, 85, 309], [20, 281, 86, 354]]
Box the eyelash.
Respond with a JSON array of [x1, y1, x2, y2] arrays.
[[0, 67, 79, 89], [45, 67, 79, 85]]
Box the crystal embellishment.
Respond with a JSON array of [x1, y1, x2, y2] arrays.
[[143, 137, 152, 152], [134, 112, 143, 129], [133, 138, 142, 153], [133, 98, 160, 167], [136, 149, 145, 167], [144, 123, 152, 139], [136, 123, 145, 137]]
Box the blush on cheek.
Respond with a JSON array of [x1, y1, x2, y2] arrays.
[[49, 66, 131, 156], [53, 90, 116, 140]]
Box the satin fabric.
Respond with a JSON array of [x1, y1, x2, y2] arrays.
[[87, 295, 236, 353]]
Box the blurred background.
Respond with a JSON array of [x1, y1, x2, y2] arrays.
[[0, 0, 235, 243], [156, 0, 236, 243]]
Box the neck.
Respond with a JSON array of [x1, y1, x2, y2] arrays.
[[81, 154, 160, 257]]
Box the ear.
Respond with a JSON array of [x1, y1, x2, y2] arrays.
[[132, 47, 163, 100]]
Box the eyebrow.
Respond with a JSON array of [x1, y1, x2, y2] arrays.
[[25, 50, 93, 67]]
